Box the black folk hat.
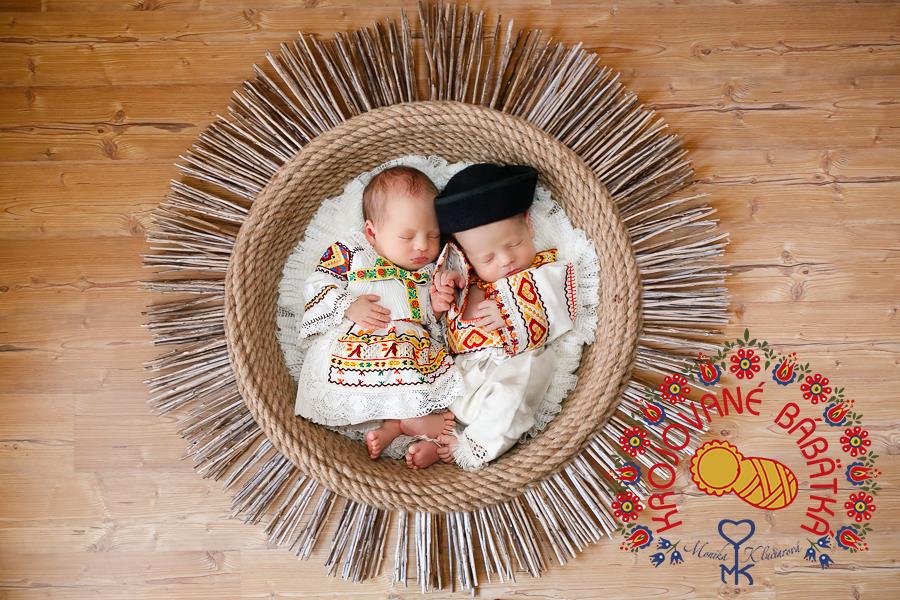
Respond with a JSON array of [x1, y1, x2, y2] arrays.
[[435, 163, 539, 234]]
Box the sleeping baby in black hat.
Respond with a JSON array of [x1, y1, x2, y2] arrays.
[[427, 164, 578, 470]]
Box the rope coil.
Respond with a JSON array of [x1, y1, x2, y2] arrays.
[[224, 101, 641, 512]]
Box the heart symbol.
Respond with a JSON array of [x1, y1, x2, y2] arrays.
[[717, 518, 755, 548]]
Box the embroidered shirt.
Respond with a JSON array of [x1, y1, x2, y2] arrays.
[[445, 248, 577, 357]]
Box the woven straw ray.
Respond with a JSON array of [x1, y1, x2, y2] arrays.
[[224, 101, 641, 513]]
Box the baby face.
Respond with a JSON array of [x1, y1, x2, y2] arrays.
[[453, 214, 537, 283], [364, 189, 441, 271]]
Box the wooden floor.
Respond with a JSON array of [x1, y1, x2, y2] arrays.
[[1, 1, 898, 598]]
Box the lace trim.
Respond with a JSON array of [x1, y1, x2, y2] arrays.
[[297, 289, 353, 340], [297, 369, 462, 426], [449, 429, 490, 472]]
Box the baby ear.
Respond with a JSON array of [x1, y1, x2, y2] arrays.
[[523, 210, 534, 235], [363, 219, 377, 245]]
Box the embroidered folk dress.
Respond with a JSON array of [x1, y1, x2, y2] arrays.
[[294, 231, 460, 427], [443, 247, 578, 471]]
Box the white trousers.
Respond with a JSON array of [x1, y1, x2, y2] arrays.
[[449, 346, 556, 471]]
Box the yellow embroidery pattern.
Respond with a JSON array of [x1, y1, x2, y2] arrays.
[[346, 257, 430, 321], [446, 317, 504, 355], [505, 270, 550, 352], [317, 242, 352, 277], [470, 248, 558, 295], [329, 328, 452, 387]]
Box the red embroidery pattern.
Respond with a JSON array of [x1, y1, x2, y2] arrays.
[[506, 270, 549, 352], [330, 328, 453, 387], [565, 262, 577, 321], [317, 241, 353, 278], [447, 317, 504, 355]]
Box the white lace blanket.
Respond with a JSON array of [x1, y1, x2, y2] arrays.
[[277, 155, 600, 459]]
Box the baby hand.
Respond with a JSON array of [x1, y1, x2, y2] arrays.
[[475, 299, 505, 332], [345, 294, 391, 329], [429, 270, 463, 314]]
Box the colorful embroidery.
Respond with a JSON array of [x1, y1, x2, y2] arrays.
[[494, 295, 519, 355], [506, 270, 550, 352], [329, 327, 453, 387], [316, 241, 353, 278], [347, 257, 430, 322], [447, 249, 567, 357], [447, 317, 504, 355], [470, 248, 559, 293], [565, 262, 577, 321]]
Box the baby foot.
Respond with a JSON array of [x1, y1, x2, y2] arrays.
[[405, 440, 442, 470], [440, 411, 456, 436], [365, 420, 401, 459], [436, 433, 458, 464], [400, 410, 456, 439]]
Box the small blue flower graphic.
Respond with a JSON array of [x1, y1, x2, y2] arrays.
[[657, 538, 672, 550], [670, 550, 684, 565], [650, 552, 665, 567], [816, 536, 831, 548], [804, 547, 817, 562], [819, 553, 834, 569]]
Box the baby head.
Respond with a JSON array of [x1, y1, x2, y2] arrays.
[[453, 214, 536, 282], [362, 165, 441, 271], [435, 164, 539, 283]]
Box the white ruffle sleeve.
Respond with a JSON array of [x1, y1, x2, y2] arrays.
[[297, 240, 358, 339]]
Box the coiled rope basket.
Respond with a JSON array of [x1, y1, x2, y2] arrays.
[[145, 1, 728, 591]]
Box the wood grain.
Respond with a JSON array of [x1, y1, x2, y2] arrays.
[[0, 1, 897, 598]]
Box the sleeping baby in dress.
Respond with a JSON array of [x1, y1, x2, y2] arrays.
[[294, 165, 460, 469], [428, 164, 577, 471]]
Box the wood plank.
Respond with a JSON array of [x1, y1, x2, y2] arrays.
[[0, 163, 173, 239], [708, 181, 900, 225], [0, 393, 74, 475], [1, 4, 897, 42], [0, 513, 257, 554], [3, 75, 899, 128], [0, 550, 240, 600], [74, 391, 193, 471], [28, 0, 895, 11], [0, 121, 200, 162], [0, 83, 235, 125], [0, 471, 240, 520], [1, 39, 897, 89], [0, 4, 897, 88], [0, 1, 41, 11], [3, 109, 900, 164], [725, 260, 900, 303]]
